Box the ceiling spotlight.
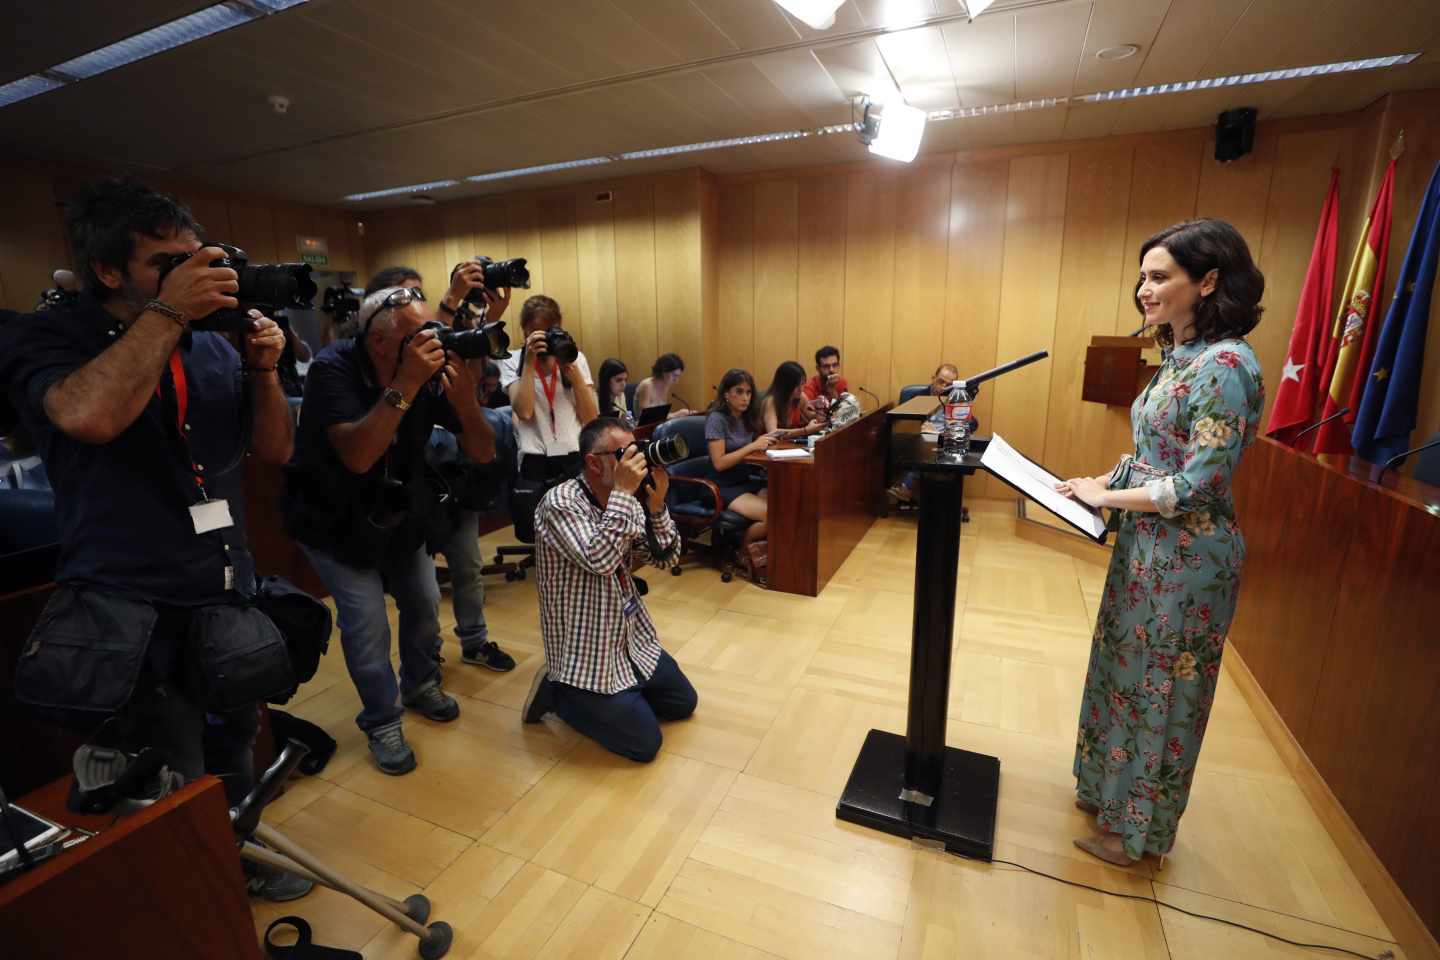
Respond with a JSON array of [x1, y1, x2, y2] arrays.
[[772, 0, 845, 30], [966, 0, 997, 19], [1096, 44, 1140, 61], [858, 95, 927, 163]]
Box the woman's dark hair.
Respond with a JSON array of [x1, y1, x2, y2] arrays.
[[1135, 219, 1264, 347], [519, 294, 562, 330], [651, 353, 684, 378], [763, 361, 807, 427], [710, 368, 762, 435], [65, 178, 201, 298], [366, 266, 421, 296], [597, 357, 629, 416]]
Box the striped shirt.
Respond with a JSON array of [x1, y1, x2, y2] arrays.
[[535, 477, 680, 695]]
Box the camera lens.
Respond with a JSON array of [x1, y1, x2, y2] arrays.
[[545, 327, 578, 365], [647, 434, 689, 467]]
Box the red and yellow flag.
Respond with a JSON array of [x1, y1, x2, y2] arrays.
[[1308, 160, 1396, 454]]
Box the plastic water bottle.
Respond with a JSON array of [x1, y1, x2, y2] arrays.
[[940, 384, 972, 457]]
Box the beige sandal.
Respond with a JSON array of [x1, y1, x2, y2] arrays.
[[1073, 836, 1139, 866]]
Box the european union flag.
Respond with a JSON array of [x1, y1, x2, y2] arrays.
[[1352, 161, 1440, 464]]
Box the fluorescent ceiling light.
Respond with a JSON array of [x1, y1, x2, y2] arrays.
[[620, 131, 810, 160], [466, 157, 612, 183], [343, 180, 460, 202], [1075, 53, 1420, 102], [772, 0, 845, 30], [966, 0, 998, 18], [868, 96, 927, 162], [0, 1, 308, 108]]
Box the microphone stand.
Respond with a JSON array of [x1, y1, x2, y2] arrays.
[[1292, 406, 1350, 442], [1377, 436, 1440, 479]]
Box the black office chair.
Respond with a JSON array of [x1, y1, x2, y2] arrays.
[[624, 381, 639, 417], [898, 383, 930, 404], [654, 415, 751, 582]]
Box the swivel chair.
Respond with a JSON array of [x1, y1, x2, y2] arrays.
[[654, 415, 752, 582]]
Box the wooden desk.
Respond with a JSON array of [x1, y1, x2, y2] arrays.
[[1229, 437, 1440, 942], [745, 405, 891, 596], [889, 394, 940, 420], [0, 776, 262, 959]]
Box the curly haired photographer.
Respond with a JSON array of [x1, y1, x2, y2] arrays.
[[285, 285, 496, 775]]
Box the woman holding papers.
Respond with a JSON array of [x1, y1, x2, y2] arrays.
[[1055, 219, 1266, 866]]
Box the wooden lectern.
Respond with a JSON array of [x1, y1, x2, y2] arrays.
[[1083, 335, 1159, 406]]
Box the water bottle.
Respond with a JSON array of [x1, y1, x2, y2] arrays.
[[939, 384, 972, 458]]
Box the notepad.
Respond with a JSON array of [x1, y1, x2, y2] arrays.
[[980, 434, 1107, 541], [765, 448, 812, 460]]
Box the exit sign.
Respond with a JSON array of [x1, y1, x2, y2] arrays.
[[297, 235, 329, 266]]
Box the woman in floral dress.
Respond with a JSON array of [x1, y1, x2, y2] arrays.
[[1056, 219, 1266, 865]]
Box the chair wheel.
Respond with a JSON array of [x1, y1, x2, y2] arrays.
[[670, 567, 682, 577], [721, 572, 733, 583]]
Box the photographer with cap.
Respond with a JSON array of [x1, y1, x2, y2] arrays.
[[284, 283, 495, 775], [360, 263, 518, 674], [522, 416, 697, 762], [0, 178, 304, 898]]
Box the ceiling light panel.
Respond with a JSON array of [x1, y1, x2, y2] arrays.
[[466, 157, 613, 183], [1075, 53, 1420, 102], [0, 75, 65, 109], [343, 179, 460, 202], [51, 6, 258, 80]]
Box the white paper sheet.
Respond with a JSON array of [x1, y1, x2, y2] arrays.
[[980, 434, 1107, 540], [765, 448, 812, 460]]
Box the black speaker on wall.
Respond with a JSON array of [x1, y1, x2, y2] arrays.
[[1215, 107, 1257, 162]]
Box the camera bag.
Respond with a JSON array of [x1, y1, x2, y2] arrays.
[[188, 602, 296, 712], [13, 585, 158, 713], [255, 575, 332, 704]]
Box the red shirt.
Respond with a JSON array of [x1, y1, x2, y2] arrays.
[[801, 373, 848, 402]]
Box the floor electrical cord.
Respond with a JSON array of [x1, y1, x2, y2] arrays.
[[953, 852, 1395, 960]]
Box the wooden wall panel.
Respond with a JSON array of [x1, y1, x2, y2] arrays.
[[1044, 146, 1134, 484], [472, 198, 510, 263], [227, 203, 279, 264], [538, 194, 582, 345], [575, 192, 620, 372], [716, 182, 755, 390], [655, 176, 706, 409], [889, 162, 953, 402], [612, 185, 659, 379], [751, 178, 799, 393], [0, 166, 67, 311], [505, 199, 544, 299], [841, 171, 899, 400], [440, 199, 479, 279], [795, 175, 848, 386]]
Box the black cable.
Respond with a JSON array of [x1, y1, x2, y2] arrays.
[[968, 854, 1394, 960]]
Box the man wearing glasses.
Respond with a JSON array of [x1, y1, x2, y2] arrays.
[[284, 284, 495, 775]]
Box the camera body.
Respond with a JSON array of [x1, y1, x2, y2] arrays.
[[157, 242, 318, 332], [418, 319, 511, 362], [616, 434, 688, 469], [321, 284, 362, 325], [459, 256, 531, 311], [544, 327, 578, 365]]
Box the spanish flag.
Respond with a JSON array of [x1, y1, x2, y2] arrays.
[[1309, 159, 1396, 454]]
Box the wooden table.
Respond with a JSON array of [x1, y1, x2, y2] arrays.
[[744, 405, 891, 596], [0, 776, 262, 959]]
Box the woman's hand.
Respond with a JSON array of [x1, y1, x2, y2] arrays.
[[1055, 475, 1109, 508], [752, 432, 780, 452]]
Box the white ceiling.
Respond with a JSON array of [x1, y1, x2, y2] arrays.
[[2, 0, 1439, 208]]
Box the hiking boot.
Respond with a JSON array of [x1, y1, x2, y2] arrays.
[[461, 640, 516, 672], [522, 664, 555, 724], [244, 855, 315, 902], [366, 722, 416, 776], [402, 682, 461, 722]]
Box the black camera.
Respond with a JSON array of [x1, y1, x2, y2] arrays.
[[157, 242, 317, 332], [418, 319, 511, 361], [321, 284, 362, 321], [616, 434, 689, 469], [544, 327, 578, 364], [459, 257, 530, 304]]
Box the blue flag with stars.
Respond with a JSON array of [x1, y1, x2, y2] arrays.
[[1352, 161, 1440, 463]]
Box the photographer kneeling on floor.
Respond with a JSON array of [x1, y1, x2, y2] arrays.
[[524, 417, 698, 763], [0, 178, 307, 900], [285, 285, 496, 776]]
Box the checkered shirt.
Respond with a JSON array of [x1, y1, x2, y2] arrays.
[[534, 478, 680, 695]]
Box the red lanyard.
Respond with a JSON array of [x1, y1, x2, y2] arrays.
[[156, 348, 207, 495], [538, 366, 560, 440]]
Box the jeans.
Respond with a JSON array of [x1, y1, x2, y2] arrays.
[[551, 651, 697, 763], [438, 509, 488, 650], [301, 543, 443, 733]]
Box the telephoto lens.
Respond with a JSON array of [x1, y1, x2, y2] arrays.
[[643, 434, 689, 467], [158, 242, 317, 332], [467, 256, 530, 294], [421, 320, 512, 361], [545, 327, 578, 364]]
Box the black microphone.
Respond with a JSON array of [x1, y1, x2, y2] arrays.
[[856, 386, 881, 409], [1292, 406, 1350, 442], [671, 392, 692, 412], [1377, 436, 1440, 478]]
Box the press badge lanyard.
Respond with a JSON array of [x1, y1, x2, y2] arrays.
[[537, 366, 561, 443], [156, 347, 237, 549]]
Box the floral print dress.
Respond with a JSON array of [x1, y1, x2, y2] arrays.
[[1073, 337, 1264, 859]]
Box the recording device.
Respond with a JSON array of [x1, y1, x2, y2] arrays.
[[545, 327, 578, 364], [417, 318, 512, 361], [35, 287, 77, 312], [321, 283, 362, 325], [158, 242, 317, 332], [460, 256, 530, 306], [616, 434, 689, 470]]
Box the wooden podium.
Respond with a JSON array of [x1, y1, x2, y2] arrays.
[[1082, 335, 1159, 406]]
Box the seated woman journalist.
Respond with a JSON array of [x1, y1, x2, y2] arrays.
[[760, 360, 824, 438], [704, 368, 779, 580]]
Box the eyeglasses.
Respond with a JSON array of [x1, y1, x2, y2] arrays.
[[360, 286, 426, 338]]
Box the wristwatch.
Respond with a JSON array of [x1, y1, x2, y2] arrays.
[[383, 387, 411, 412]]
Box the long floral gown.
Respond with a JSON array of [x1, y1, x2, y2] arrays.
[[1073, 336, 1264, 859]]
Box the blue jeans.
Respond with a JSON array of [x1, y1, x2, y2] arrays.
[[438, 509, 488, 650], [551, 652, 697, 762], [301, 543, 443, 733]]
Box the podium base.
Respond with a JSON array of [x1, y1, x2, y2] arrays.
[[835, 729, 1000, 860]]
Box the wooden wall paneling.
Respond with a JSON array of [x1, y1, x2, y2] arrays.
[[795, 174, 848, 384], [538, 193, 582, 346], [989, 153, 1069, 486], [505, 198, 544, 298], [612, 185, 660, 378], [269, 206, 313, 265], [440, 199, 479, 279], [841, 170, 899, 402], [0, 165, 68, 310], [942, 159, 1010, 497], [363, 210, 416, 283], [181, 191, 233, 245], [310, 211, 356, 274], [226, 202, 279, 264], [1254, 128, 1349, 428], [1195, 132, 1278, 255], [700, 174, 722, 398], [716, 182, 755, 390], [751, 178, 800, 392], [472, 198, 510, 262], [888, 161, 953, 403], [654, 176, 706, 408], [575, 190, 621, 373], [1043, 146, 1134, 484], [409, 208, 448, 297]]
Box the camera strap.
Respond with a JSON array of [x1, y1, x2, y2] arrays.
[[157, 347, 208, 497], [538, 366, 561, 442]]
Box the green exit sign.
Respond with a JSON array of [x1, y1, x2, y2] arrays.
[[297, 235, 329, 267], [301, 252, 329, 266]]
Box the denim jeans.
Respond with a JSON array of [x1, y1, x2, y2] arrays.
[[551, 651, 697, 763], [438, 509, 488, 651], [301, 543, 443, 733]]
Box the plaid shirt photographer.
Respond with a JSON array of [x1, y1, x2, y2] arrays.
[[528, 417, 698, 762]]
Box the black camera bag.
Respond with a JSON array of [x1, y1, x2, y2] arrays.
[[255, 575, 332, 704], [188, 603, 296, 712], [13, 585, 157, 713]]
